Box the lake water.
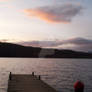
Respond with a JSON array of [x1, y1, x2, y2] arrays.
[[0, 58, 92, 92]]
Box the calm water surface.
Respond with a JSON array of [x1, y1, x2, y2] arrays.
[[0, 58, 92, 92]]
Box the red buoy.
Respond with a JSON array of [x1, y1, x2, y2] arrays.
[[74, 81, 84, 92]]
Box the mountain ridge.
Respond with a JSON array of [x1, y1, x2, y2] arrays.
[[0, 42, 92, 58]]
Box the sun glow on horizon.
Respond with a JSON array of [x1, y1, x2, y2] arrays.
[[0, 0, 92, 52]]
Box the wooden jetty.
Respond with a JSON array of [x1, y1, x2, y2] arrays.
[[7, 72, 57, 92]]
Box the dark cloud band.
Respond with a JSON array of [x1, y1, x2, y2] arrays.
[[18, 38, 92, 52]]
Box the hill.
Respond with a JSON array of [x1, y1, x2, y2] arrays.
[[0, 42, 92, 58]]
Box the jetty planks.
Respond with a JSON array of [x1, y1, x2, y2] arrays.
[[7, 73, 57, 92]]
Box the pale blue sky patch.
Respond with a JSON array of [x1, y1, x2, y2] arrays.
[[0, 0, 92, 51]]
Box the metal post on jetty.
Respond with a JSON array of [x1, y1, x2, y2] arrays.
[[38, 75, 41, 80], [9, 72, 12, 80], [32, 72, 34, 76]]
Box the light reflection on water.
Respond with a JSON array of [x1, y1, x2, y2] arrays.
[[0, 58, 92, 92]]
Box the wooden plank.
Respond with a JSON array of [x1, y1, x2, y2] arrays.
[[7, 73, 57, 92]]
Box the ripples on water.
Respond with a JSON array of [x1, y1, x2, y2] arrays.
[[0, 58, 92, 92]]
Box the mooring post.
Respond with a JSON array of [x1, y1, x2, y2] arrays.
[[32, 72, 34, 76], [39, 75, 41, 80], [9, 72, 12, 80]]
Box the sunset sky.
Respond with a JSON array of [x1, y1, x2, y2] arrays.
[[0, 0, 92, 51]]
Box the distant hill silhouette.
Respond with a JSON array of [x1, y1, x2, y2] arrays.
[[0, 42, 92, 58]]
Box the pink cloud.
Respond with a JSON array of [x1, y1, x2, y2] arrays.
[[23, 4, 83, 23]]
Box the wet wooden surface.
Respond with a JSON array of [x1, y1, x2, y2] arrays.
[[7, 74, 57, 92]]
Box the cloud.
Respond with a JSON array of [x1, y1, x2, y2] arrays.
[[23, 4, 83, 23], [18, 38, 92, 52], [0, 0, 10, 2], [0, 39, 18, 42], [18, 40, 61, 47], [61, 38, 92, 52], [0, 0, 12, 8], [0, 39, 9, 42], [62, 38, 92, 45]]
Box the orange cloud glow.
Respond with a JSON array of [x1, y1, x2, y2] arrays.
[[24, 9, 68, 23], [23, 4, 82, 23]]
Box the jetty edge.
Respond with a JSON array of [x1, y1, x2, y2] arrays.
[[7, 72, 57, 92]]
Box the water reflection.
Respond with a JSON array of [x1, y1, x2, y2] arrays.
[[0, 58, 92, 92]]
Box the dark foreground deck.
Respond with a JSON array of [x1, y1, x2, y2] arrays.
[[7, 73, 57, 92]]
